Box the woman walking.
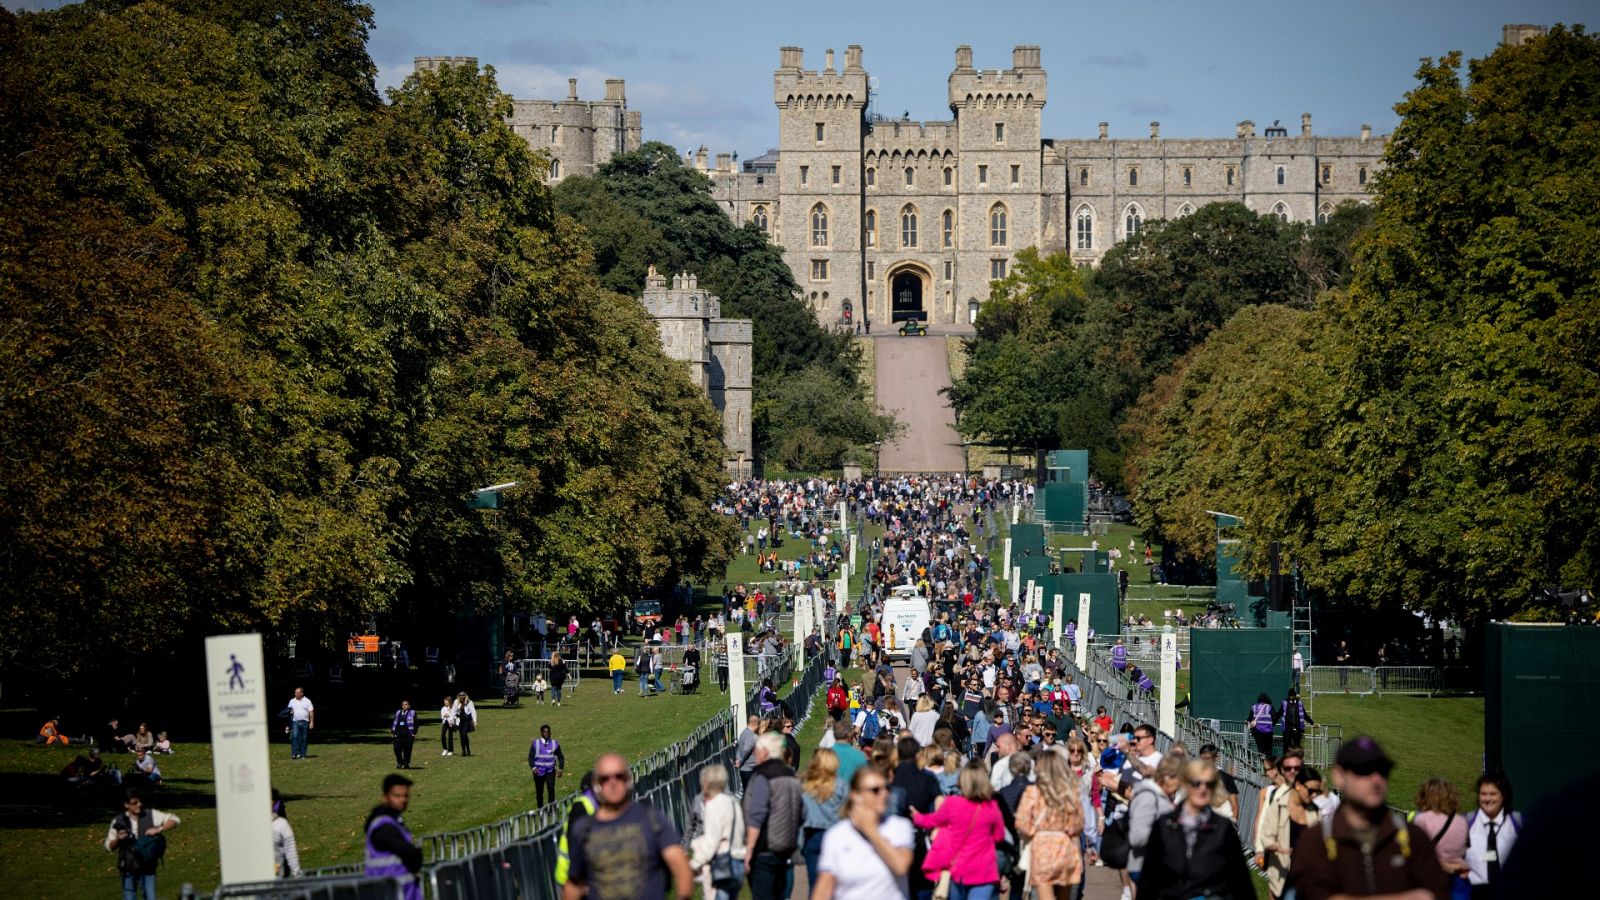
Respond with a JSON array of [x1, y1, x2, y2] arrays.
[[912, 759, 1006, 900], [687, 763, 745, 900], [271, 789, 302, 878], [549, 654, 569, 708], [1249, 692, 1277, 758], [800, 748, 847, 886], [1465, 771, 1519, 900], [1128, 756, 1182, 887], [439, 694, 457, 756], [455, 692, 476, 757], [812, 766, 915, 900], [1413, 777, 1470, 896], [1016, 749, 1087, 900], [1135, 759, 1254, 899]]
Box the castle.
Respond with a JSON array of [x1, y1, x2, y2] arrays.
[[701, 45, 1390, 326], [637, 268, 754, 477]]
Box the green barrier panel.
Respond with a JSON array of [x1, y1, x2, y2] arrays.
[[1047, 450, 1089, 483], [1016, 556, 1052, 592], [1011, 523, 1046, 555], [1059, 572, 1120, 637], [1040, 482, 1087, 528], [1486, 624, 1600, 810], [1190, 627, 1291, 720]]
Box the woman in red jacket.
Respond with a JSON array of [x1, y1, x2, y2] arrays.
[[826, 677, 850, 722]]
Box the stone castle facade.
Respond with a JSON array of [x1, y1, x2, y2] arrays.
[[638, 268, 754, 476], [703, 45, 1390, 326], [414, 57, 642, 184]]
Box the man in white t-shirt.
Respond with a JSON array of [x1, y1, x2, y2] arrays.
[[286, 688, 314, 760], [815, 767, 914, 900]]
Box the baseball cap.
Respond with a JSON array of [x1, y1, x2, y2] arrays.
[[1335, 736, 1394, 776]]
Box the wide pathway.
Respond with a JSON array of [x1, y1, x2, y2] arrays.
[[873, 333, 965, 473]]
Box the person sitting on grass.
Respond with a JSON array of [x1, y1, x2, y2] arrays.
[[130, 749, 163, 787], [153, 732, 174, 754], [36, 716, 73, 746]]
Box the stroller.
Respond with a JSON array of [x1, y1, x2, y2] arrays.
[[674, 662, 700, 695], [502, 670, 522, 707]]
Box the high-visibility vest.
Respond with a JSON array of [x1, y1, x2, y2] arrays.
[[555, 793, 598, 885]]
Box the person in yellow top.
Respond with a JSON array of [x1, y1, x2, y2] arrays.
[[608, 650, 626, 695]]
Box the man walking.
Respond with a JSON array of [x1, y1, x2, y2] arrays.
[[1288, 737, 1448, 898], [286, 686, 314, 760], [365, 774, 423, 900], [743, 732, 803, 900], [735, 714, 760, 789], [105, 788, 179, 900], [564, 754, 692, 900], [390, 700, 417, 769], [529, 724, 567, 808]]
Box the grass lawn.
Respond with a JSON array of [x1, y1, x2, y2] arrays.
[[0, 659, 740, 897], [1309, 695, 1485, 812]]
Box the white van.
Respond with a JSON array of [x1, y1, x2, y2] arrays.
[[879, 591, 931, 660]]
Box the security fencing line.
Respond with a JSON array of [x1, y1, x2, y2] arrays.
[[183, 874, 412, 899], [1305, 664, 1476, 701]]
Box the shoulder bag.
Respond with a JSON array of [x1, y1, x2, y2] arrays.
[[709, 798, 745, 893]]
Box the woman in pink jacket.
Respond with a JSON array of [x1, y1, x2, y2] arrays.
[[913, 759, 1006, 900]]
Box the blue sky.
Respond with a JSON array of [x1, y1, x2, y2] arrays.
[[10, 1, 1592, 157]]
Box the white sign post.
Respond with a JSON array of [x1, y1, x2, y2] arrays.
[[849, 534, 858, 569], [1052, 595, 1064, 646], [1011, 500, 1020, 525], [795, 593, 808, 648], [838, 501, 847, 538], [1159, 625, 1178, 737], [1012, 567, 1022, 603], [1032, 584, 1044, 615], [204, 634, 276, 885], [1024, 580, 1036, 614], [814, 593, 827, 633], [1002, 538, 1013, 591], [727, 632, 747, 725], [1075, 593, 1092, 670]]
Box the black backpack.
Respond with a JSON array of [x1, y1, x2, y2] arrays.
[[114, 814, 167, 874], [1099, 805, 1132, 869]]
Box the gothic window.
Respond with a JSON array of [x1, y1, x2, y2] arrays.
[[995, 122, 1005, 142], [816, 122, 825, 142], [832, 165, 841, 184], [1075, 206, 1093, 250], [978, 165, 988, 184], [752, 205, 768, 233], [863, 209, 877, 247], [810, 203, 829, 246], [1317, 203, 1332, 226], [1276, 165, 1286, 185], [1321, 164, 1332, 185], [901, 204, 918, 248], [550, 159, 561, 180], [1177, 203, 1194, 218], [1079, 167, 1090, 187], [866, 167, 876, 187], [1226, 166, 1236, 187], [550, 125, 559, 142], [1182, 166, 1192, 187], [944, 167, 953, 186], [1124, 204, 1143, 239], [1359, 166, 1368, 185], [905, 167, 915, 187], [1272, 202, 1290, 222], [942, 209, 953, 248], [989, 203, 1008, 247], [1010, 165, 1020, 185], [1128, 167, 1138, 186]]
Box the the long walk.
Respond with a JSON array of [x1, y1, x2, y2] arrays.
[[873, 332, 965, 473]]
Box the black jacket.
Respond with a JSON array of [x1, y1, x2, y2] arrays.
[[1135, 808, 1255, 900]]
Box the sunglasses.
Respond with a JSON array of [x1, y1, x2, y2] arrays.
[[859, 784, 888, 795], [1187, 778, 1217, 789], [1346, 766, 1391, 778], [1280, 765, 1302, 773], [596, 772, 631, 785]]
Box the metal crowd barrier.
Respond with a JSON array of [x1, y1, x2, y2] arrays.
[[182, 874, 411, 900], [1305, 665, 1377, 697], [1373, 666, 1440, 696], [507, 658, 580, 694], [1200, 719, 1344, 768]]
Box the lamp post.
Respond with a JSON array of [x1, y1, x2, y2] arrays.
[[873, 440, 883, 476], [962, 438, 972, 475], [469, 482, 519, 665]]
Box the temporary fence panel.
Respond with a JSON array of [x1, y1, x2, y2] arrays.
[[1486, 623, 1600, 810], [1188, 627, 1291, 721], [511, 659, 580, 693], [1010, 523, 1047, 555], [1201, 720, 1343, 769], [1058, 572, 1121, 637], [1304, 666, 1375, 698], [1372, 666, 1440, 696], [186, 874, 411, 900]]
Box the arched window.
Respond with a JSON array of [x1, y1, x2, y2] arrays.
[[901, 204, 918, 248], [942, 209, 954, 248], [866, 167, 876, 187], [810, 203, 829, 246], [550, 159, 561, 180], [1124, 204, 1143, 239], [1079, 167, 1090, 187], [904, 167, 915, 186], [1075, 206, 1093, 250], [1177, 203, 1194, 218], [752, 205, 768, 232], [1358, 166, 1368, 185], [1317, 203, 1332, 226], [863, 209, 876, 247], [943, 167, 953, 186], [989, 203, 1008, 247], [1276, 165, 1286, 185], [1128, 167, 1138, 186], [1271, 202, 1290, 223]]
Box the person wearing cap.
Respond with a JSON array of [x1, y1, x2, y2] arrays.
[[1287, 736, 1449, 900]]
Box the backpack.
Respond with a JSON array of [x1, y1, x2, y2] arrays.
[[860, 710, 882, 743], [115, 815, 167, 874], [1098, 806, 1131, 868]]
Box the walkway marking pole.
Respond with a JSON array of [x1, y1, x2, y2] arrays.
[[1052, 595, 1064, 646], [205, 633, 275, 884], [1160, 625, 1178, 737], [1075, 593, 1091, 671], [727, 632, 747, 725], [1012, 567, 1022, 603], [1002, 538, 1012, 592]]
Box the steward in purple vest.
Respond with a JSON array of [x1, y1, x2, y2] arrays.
[[365, 774, 422, 900], [1249, 692, 1279, 758]]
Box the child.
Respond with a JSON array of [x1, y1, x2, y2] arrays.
[[154, 732, 174, 754], [531, 674, 549, 705]]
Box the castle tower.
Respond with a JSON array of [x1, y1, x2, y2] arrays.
[[775, 46, 869, 324]]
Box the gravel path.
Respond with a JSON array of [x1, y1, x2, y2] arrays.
[[873, 334, 965, 473]]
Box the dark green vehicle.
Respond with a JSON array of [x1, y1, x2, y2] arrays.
[[898, 317, 928, 336]]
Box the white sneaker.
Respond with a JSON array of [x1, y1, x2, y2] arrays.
[[1120, 887, 1131, 900]]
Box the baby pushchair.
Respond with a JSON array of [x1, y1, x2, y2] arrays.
[[674, 663, 700, 695], [503, 670, 522, 707]]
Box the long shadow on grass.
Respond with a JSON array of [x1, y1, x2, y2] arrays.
[[0, 772, 219, 829]]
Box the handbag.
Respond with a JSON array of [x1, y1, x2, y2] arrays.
[[1099, 806, 1131, 869], [709, 800, 745, 893], [931, 870, 953, 900]]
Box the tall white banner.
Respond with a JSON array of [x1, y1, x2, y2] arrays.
[[1160, 626, 1179, 737], [1002, 538, 1013, 591], [1075, 593, 1092, 671], [727, 632, 747, 725], [1012, 567, 1022, 603], [204, 634, 275, 884], [849, 534, 858, 569], [1025, 580, 1036, 614], [1052, 595, 1064, 646]]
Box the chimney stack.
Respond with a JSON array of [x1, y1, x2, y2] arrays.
[[845, 45, 863, 71], [1301, 112, 1312, 138], [1012, 45, 1041, 69], [1360, 123, 1371, 141], [780, 46, 803, 70], [1150, 121, 1160, 139], [716, 152, 732, 172], [605, 79, 625, 102], [694, 145, 708, 169], [955, 45, 973, 71], [567, 78, 578, 101], [1098, 121, 1109, 140], [825, 49, 834, 73]]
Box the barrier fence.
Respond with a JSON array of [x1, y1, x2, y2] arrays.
[[1305, 665, 1475, 699], [182, 874, 411, 899]]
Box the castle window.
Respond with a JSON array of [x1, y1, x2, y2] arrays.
[[1079, 167, 1090, 187], [944, 167, 953, 186], [990, 258, 1007, 279], [1226, 166, 1236, 187], [1276, 165, 1286, 185], [905, 167, 915, 187], [832, 165, 841, 185], [810, 203, 829, 246], [816, 122, 825, 143], [1359, 166, 1368, 185], [550, 159, 561, 180], [1272, 202, 1290, 223], [1124, 204, 1143, 238], [867, 261, 875, 279], [863, 209, 877, 247], [1010, 165, 1020, 185], [752, 205, 768, 233], [1182, 166, 1192, 187], [1317, 203, 1332, 226], [901, 204, 918, 248], [978, 165, 988, 185], [1128, 167, 1138, 187], [995, 122, 1005, 142], [551, 125, 559, 142], [800, 165, 809, 186], [989, 203, 1008, 247], [811, 259, 830, 281], [1321, 164, 1332, 185], [1075, 207, 1093, 250], [1177, 203, 1194, 218], [944, 260, 953, 280], [866, 167, 876, 187], [942, 209, 953, 248]]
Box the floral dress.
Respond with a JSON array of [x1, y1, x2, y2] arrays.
[[1016, 782, 1085, 886]]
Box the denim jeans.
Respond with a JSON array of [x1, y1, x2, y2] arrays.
[[612, 671, 623, 692], [122, 873, 157, 900], [951, 885, 997, 900], [801, 829, 826, 887], [289, 720, 309, 758], [639, 671, 649, 694], [747, 851, 792, 900]]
